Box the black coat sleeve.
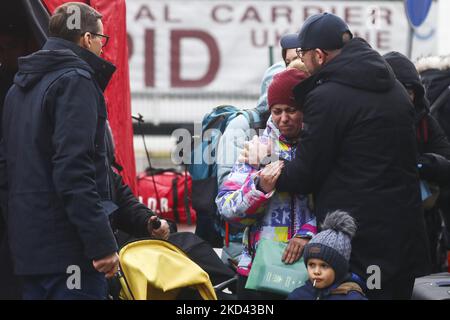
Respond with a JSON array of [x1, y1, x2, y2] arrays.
[[110, 171, 152, 238], [417, 115, 450, 185], [418, 153, 450, 186], [276, 90, 344, 194], [50, 73, 117, 260], [424, 114, 450, 159]]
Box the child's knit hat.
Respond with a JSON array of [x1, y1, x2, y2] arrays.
[[303, 210, 357, 281]]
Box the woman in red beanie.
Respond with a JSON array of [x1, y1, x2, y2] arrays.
[[216, 66, 316, 299]]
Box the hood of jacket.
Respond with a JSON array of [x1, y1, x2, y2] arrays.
[[14, 37, 116, 92], [416, 55, 450, 105], [383, 51, 429, 123], [294, 37, 396, 105], [416, 55, 450, 74], [255, 60, 286, 114]]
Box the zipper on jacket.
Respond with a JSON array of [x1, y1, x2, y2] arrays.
[[289, 146, 296, 239], [290, 195, 295, 239]]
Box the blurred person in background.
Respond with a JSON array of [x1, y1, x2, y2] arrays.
[[417, 55, 450, 269], [385, 51, 450, 273], [215, 34, 302, 268]]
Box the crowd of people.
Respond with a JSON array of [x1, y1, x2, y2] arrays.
[[0, 3, 449, 300], [215, 12, 450, 300]]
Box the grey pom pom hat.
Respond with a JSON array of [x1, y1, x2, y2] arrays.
[[303, 210, 357, 281]]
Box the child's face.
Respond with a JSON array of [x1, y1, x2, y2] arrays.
[[307, 258, 336, 289]]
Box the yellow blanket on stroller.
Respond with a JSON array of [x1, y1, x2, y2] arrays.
[[118, 239, 217, 300]]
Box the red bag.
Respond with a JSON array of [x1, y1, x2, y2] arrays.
[[137, 168, 196, 224]]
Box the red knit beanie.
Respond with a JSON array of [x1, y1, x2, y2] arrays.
[[268, 68, 308, 109]]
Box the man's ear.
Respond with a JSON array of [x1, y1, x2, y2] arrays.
[[79, 33, 91, 50], [314, 49, 327, 65]]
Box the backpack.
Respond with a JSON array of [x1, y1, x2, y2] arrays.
[[189, 105, 267, 248]]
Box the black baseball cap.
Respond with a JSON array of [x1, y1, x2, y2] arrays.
[[281, 13, 352, 50]]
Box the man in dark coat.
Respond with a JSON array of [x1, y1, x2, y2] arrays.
[[0, 3, 119, 299], [267, 13, 431, 299]]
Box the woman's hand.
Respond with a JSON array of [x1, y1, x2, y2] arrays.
[[258, 160, 284, 193], [239, 136, 273, 167], [282, 237, 309, 264]]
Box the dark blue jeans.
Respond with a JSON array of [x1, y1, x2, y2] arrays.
[[22, 271, 108, 300]]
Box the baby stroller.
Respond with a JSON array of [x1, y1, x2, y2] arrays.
[[115, 232, 237, 300]]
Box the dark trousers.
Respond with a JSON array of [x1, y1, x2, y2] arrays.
[[22, 271, 108, 300], [365, 275, 415, 300], [237, 275, 286, 300]]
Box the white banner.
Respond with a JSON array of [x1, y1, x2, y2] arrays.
[[126, 0, 437, 94]]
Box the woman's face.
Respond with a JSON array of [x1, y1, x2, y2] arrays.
[[284, 48, 298, 66], [271, 104, 303, 139]]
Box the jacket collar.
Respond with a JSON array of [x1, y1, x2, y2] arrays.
[[305, 273, 354, 299], [43, 37, 116, 91], [304, 279, 340, 299]]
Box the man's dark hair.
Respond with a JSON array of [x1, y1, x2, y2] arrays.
[[49, 2, 102, 43]]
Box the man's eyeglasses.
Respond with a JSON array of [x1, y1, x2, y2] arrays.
[[296, 48, 330, 60], [295, 48, 312, 59], [85, 32, 110, 48]]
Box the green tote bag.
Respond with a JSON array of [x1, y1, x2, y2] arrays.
[[245, 238, 309, 295]]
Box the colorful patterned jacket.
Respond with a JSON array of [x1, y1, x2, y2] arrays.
[[216, 117, 317, 276]]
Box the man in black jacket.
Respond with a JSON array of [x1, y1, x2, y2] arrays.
[[246, 13, 431, 299], [0, 3, 120, 299]]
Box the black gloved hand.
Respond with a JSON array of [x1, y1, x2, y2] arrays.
[[418, 153, 450, 185]]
